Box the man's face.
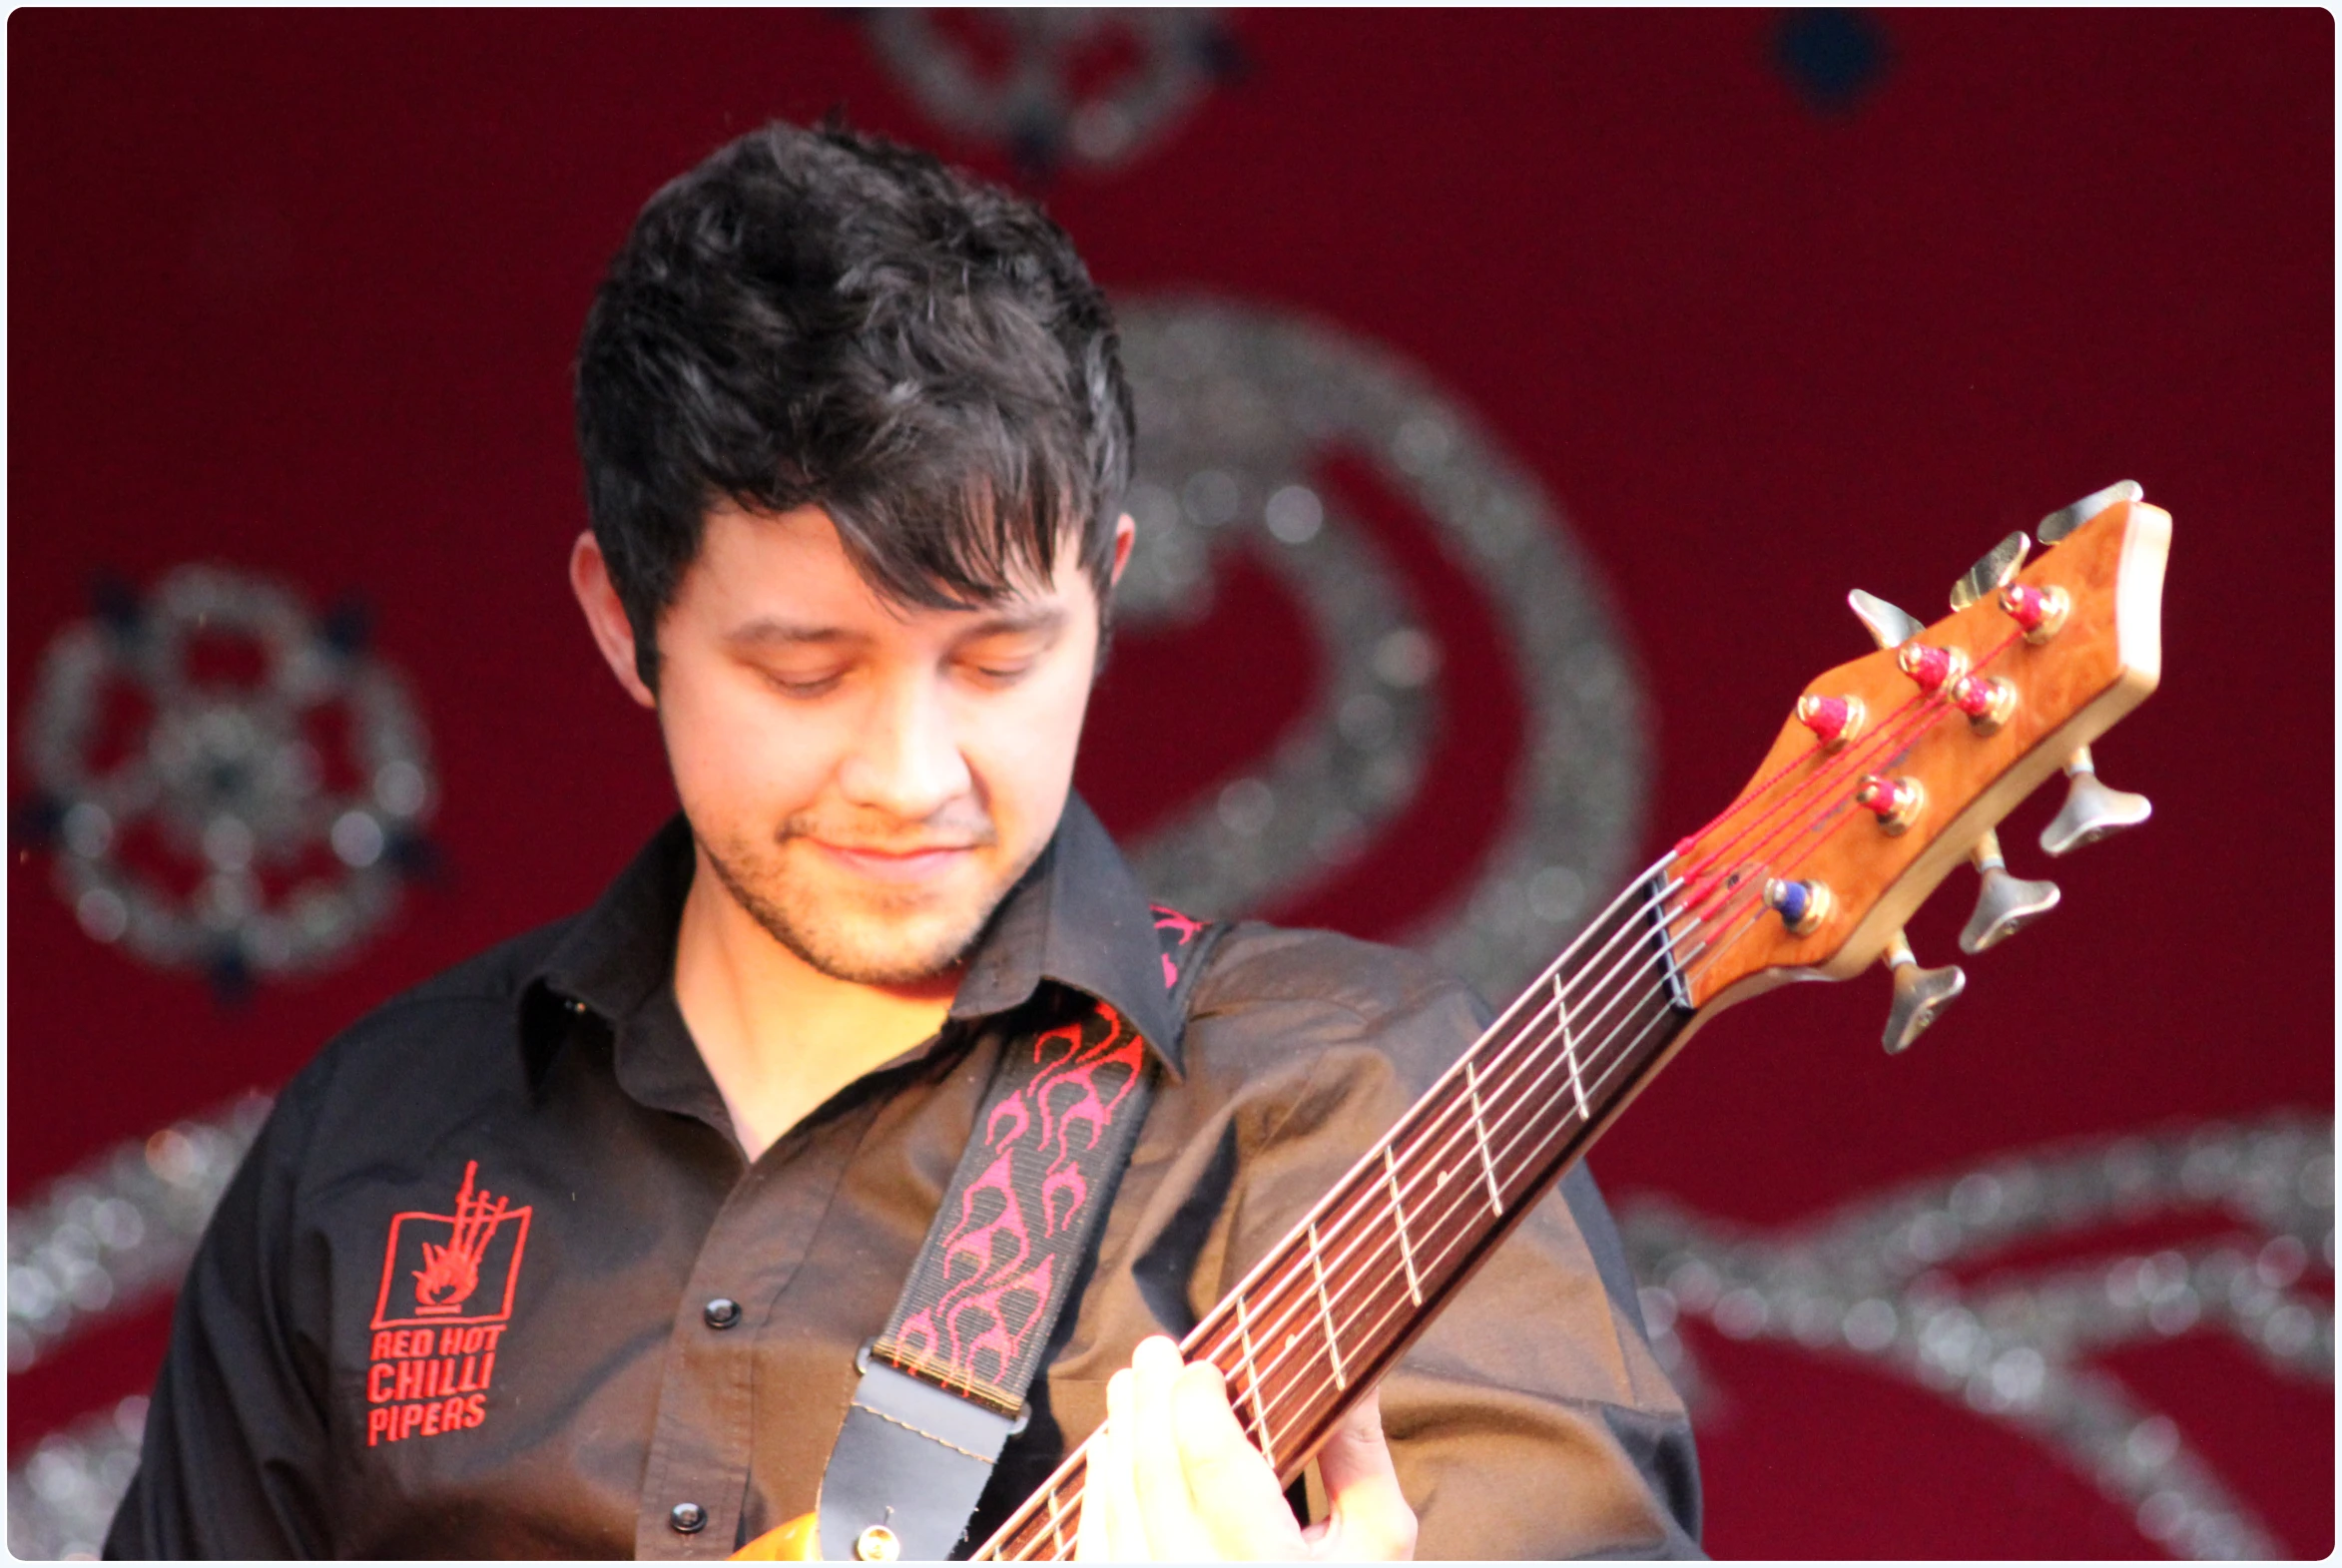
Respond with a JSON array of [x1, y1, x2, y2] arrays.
[[637, 502, 1118, 986]]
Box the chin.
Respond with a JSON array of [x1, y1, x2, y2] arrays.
[[794, 908, 984, 986]]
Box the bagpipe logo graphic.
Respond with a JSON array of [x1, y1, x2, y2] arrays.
[[364, 1161, 530, 1446]]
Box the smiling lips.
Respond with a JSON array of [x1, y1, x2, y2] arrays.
[[811, 840, 981, 884]]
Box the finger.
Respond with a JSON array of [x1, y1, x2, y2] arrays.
[[1126, 1336, 1214, 1559], [1167, 1360, 1304, 1560], [1074, 1423, 1106, 1564], [1310, 1387, 1417, 1561], [1079, 1372, 1147, 1562]]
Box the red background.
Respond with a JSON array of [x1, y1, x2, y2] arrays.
[[8, 11, 2332, 1557]]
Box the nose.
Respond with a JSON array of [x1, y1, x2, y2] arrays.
[[836, 671, 973, 820]]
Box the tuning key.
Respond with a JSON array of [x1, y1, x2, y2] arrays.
[[1959, 828, 2059, 954], [2039, 744, 2151, 856], [1849, 590, 1926, 651], [1882, 928, 1964, 1055], [2037, 480, 2143, 544], [1950, 531, 2031, 611]]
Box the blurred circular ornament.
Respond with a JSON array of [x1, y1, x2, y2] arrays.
[[18, 565, 438, 989], [864, 10, 1239, 178], [1113, 297, 1650, 1002]]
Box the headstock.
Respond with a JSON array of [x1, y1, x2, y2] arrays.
[[1666, 483, 2168, 1050]]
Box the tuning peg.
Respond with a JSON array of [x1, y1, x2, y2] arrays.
[[1849, 589, 1926, 651], [1959, 828, 2059, 953], [1950, 531, 2031, 611], [1882, 928, 1965, 1054], [2037, 480, 2143, 544], [2039, 744, 2152, 856]]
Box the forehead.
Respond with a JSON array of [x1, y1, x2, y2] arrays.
[[685, 501, 1083, 634]]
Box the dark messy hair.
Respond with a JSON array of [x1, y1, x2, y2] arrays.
[[574, 120, 1134, 687]]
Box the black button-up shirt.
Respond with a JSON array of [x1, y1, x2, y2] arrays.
[[106, 797, 1701, 1559]]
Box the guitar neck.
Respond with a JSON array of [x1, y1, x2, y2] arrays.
[[976, 863, 1698, 1561]]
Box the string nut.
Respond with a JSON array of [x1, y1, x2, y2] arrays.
[[1896, 642, 1970, 696], [1999, 583, 2071, 643], [1762, 876, 1832, 936], [1795, 693, 1866, 749], [1948, 674, 2018, 734], [1854, 775, 1925, 834]]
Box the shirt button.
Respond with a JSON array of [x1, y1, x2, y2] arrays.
[[703, 1298, 741, 1329], [670, 1502, 707, 1534]]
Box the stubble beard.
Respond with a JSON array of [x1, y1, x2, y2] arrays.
[[698, 819, 1032, 986]]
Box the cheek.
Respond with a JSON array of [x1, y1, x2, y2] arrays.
[[966, 665, 1092, 823], [657, 673, 832, 820]]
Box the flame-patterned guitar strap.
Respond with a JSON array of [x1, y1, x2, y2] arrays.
[[811, 907, 1228, 1562]]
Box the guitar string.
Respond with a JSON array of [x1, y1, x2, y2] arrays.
[[990, 964, 1709, 1561], [1680, 618, 2024, 890], [988, 714, 1899, 1562], [990, 730, 1896, 1563], [990, 868, 1780, 1561], [1191, 671, 1995, 1487], [980, 886, 1710, 1561], [988, 639, 2021, 1557], [1214, 660, 1979, 1406], [1002, 688, 1958, 1561], [1677, 684, 1930, 881], [1160, 659, 1982, 1408]]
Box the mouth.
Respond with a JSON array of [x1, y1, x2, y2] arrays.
[[810, 840, 982, 885]]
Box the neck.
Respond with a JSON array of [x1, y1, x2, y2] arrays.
[[673, 845, 961, 1161]]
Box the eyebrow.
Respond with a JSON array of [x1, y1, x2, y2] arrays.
[[722, 603, 1067, 650]]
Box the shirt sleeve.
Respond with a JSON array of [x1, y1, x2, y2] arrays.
[[1184, 936, 1705, 1559], [105, 1074, 336, 1559]]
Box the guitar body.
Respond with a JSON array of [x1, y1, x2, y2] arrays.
[[734, 1513, 820, 1561]]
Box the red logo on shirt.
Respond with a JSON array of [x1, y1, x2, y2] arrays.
[[363, 1160, 530, 1447]]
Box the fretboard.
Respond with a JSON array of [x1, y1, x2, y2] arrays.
[[976, 862, 1696, 1561]]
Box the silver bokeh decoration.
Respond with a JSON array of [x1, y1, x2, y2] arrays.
[[1619, 1113, 2335, 1560], [7, 1395, 152, 1560], [7, 1097, 272, 1559], [865, 10, 1231, 173], [1114, 297, 1650, 1004], [8, 1095, 273, 1374], [20, 564, 438, 982]]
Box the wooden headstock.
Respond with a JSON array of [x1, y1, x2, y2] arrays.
[[1671, 491, 2169, 1019]]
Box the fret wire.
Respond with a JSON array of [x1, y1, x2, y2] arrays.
[[1382, 1146, 1424, 1306], [987, 961, 1695, 1561], [1000, 883, 1710, 1565], [1161, 867, 1689, 1396], [1045, 1483, 1067, 1557], [988, 779, 1881, 1562], [1184, 944, 1681, 1433], [1307, 1221, 1347, 1390], [1239, 705, 1907, 1413], [1265, 985, 1686, 1449], [1233, 1290, 1279, 1471], [1463, 1056, 1504, 1217], [1553, 970, 1592, 1121], [1250, 990, 1687, 1473]]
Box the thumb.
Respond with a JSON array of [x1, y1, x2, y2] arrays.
[[1307, 1387, 1417, 1561]]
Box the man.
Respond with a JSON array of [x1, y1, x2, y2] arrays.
[[107, 122, 1700, 1560]]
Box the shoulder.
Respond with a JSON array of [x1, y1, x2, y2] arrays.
[[1180, 920, 1489, 1103], [270, 915, 582, 1145]]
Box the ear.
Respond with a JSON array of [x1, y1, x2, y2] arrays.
[[568, 531, 658, 710], [1108, 512, 1137, 587]]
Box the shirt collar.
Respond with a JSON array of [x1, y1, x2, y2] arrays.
[[519, 794, 1186, 1083], [946, 793, 1186, 1077]]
